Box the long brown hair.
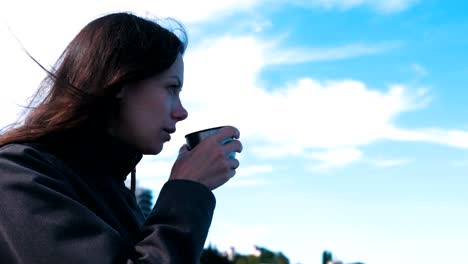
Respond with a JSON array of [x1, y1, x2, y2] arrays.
[[0, 12, 187, 146]]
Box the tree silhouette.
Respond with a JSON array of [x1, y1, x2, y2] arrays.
[[200, 244, 231, 264], [135, 187, 153, 218], [200, 244, 290, 264], [322, 250, 333, 264], [233, 246, 289, 264]]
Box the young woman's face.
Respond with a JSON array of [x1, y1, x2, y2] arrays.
[[111, 53, 188, 154]]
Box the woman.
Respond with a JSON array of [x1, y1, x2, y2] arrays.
[[0, 12, 242, 263]]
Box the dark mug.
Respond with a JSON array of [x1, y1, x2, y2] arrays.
[[185, 126, 235, 158]]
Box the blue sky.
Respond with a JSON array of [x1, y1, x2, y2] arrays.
[[1, 1, 467, 263]]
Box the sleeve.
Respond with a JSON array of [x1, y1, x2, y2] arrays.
[[0, 145, 216, 264], [133, 180, 216, 264]]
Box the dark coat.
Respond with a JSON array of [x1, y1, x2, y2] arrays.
[[0, 131, 215, 264]]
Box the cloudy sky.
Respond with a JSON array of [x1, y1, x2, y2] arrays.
[[1, 1, 467, 263]]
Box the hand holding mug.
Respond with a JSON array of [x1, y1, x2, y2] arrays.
[[169, 126, 243, 190]]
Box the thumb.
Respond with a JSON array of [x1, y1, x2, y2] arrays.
[[177, 144, 190, 158]]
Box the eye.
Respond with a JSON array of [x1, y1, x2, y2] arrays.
[[167, 84, 182, 95]]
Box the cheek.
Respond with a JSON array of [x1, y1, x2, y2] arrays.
[[119, 86, 170, 131], [117, 99, 146, 134], [125, 96, 167, 130], [134, 87, 168, 111]]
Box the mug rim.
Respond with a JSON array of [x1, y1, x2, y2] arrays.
[[184, 126, 226, 138]]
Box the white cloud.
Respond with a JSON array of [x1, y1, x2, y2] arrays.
[[267, 41, 402, 64], [227, 165, 273, 187], [134, 158, 174, 180], [0, 0, 262, 28], [236, 165, 273, 177], [123, 158, 173, 192], [289, 0, 419, 13], [132, 157, 274, 190], [307, 148, 363, 171], [250, 144, 306, 158], [205, 223, 272, 255], [178, 36, 414, 142], [181, 35, 430, 149], [228, 178, 270, 187], [176, 34, 467, 170], [386, 127, 468, 149], [373, 158, 412, 168]]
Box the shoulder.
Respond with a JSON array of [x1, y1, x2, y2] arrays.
[[0, 142, 59, 167], [0, 142, 40, 154], [0, 142, 83, 203], [0, 143, 40, 162], [0, 142, 70, 182]]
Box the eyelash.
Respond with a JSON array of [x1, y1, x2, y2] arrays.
[[168, 85, 181, 94]]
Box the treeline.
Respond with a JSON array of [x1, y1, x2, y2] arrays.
[[200, 244, 289, 264]]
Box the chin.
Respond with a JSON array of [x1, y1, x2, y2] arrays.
[[142, 144, 164, 155]]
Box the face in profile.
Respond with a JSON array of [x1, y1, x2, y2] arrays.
[[110, 53, 188, 154]]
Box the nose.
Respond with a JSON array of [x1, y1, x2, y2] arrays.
[[172, 100, 188, 122]]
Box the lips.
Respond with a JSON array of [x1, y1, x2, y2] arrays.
[[162, 127, 176, 142], [163, 127, 176, 134]]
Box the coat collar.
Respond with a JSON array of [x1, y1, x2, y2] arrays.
[[38, 128, 143, 181]]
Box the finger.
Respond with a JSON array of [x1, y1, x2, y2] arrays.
[[177, 144, 190, 156], [216, 126, 240, 142], [223, 140, 243, 155], [236, 141, 243, 153], [228, 158, 240, 170]]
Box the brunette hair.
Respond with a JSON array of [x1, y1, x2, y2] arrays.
[[0, 12, 187, 145]]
